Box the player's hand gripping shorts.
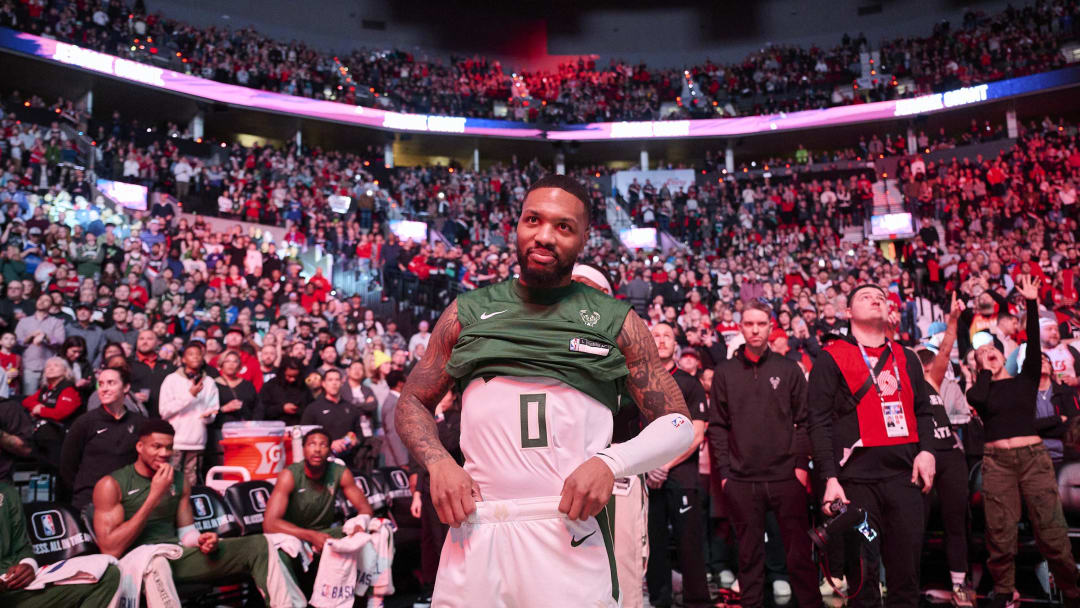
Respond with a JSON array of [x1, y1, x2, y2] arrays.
[[432, 496, 620, 608]]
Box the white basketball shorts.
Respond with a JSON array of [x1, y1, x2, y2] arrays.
[[432, 496, 620, 608]]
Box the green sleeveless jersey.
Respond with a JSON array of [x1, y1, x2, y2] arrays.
[[110, 463, 184, 549], [446, 279, 633, 413], [284, 461, 344, 530]]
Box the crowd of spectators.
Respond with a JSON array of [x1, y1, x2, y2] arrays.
[[2, 0, 1077, 122], [2, 61, 1080, 601]]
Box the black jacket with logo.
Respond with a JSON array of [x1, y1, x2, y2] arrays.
[[707, 345, 811, 482]]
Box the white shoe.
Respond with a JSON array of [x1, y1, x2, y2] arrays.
[[773, 579, 792, 603], [719, 569, 736, 589]]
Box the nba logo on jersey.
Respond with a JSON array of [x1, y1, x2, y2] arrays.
[[671, 417, 686, 429]]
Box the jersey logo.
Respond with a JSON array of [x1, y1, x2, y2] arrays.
[[480, 310, 508, 320], [770, 377, 780, 390], [570, 531, 596, 547], [580, 310, 601, 327], [569, 338, 610, 356]]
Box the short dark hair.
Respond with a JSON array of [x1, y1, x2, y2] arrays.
[[100, 364, 132, 386], [303, 427, 331, 446], [322, 368, 343, 380], [138, 418, 176, 440], [525, 174, 591, 224], [182, 341, 204, 355], [915, 348, 936, 367], [847, 284, 887, 307], [386, 369, 406, 389], [280, 356, 303, 373]]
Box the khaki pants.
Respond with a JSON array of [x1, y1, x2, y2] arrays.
[[614, 475, 648, 608], [983, 443, 1078, 597], [170, 450, 202, 490]]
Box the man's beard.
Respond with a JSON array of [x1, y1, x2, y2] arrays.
[[516, 245, 574, 288]]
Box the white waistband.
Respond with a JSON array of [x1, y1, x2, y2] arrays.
[[466, 496, 565, 524]]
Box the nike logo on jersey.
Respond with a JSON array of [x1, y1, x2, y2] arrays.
[[679, 505, 692, 514], [127, 488, 142, 496], [322, 410, 330, 414], [570, 531, 596, 547], [96, 428, 108, 434], [480, 310, 508, 320]]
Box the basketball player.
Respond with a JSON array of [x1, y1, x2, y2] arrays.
[[92, 419, 302, 605], [396, 175, 695, 608]]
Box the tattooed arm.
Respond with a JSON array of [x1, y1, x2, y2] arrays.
[[395, 300, 479, 527], [617, 309, 691, 423]]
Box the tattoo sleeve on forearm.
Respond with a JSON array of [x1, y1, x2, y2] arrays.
[[396, 300, 460, 468], [617, 310, 690, 423]]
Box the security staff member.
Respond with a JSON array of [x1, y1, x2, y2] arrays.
[[645, 322, 711, 608], [300, 368, 370, 469], [60, 366, 147, 510], [808, 284, 936, 608], [708, 301, 822, 608]]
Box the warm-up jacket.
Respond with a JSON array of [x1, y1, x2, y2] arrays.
[[707, 345, 811, 482]]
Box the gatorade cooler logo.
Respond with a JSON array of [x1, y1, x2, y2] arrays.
[[192, 495, 213, 520], [249, 488, 270, 512], [254, 441, 284, 475], [33, 510, 65, 540]]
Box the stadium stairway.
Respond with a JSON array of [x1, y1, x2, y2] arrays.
[[871, 179, 905, 215]]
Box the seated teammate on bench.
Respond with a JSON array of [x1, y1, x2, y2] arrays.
[[263, 428, 376, 589], [0, 481, 121, 606], [92, 418, 300, 606]]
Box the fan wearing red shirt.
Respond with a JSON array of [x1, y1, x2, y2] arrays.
[[0, 334, 21, 394], [23, 356, 82, 469], [210, 328, 264, 392], [307, 268, 331, 302]]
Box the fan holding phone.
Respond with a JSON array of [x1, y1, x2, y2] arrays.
[[158, 342, 220, 489]]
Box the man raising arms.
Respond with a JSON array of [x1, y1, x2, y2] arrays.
[[395, 175, 695, 608]]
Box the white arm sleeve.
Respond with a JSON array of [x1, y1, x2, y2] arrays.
[[595, 413, 694, 478]]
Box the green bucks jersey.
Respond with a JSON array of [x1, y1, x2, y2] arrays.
[[446, 279, 633, 500], [283, 461, 344, 530], [110, 464, 184, 550]]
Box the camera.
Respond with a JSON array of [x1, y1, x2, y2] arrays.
[[808, 500, 878, 550]]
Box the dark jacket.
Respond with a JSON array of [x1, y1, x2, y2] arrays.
[[807, 334, 934, 482], [1034, 380, 1080, 439], [129, 355, 175, 419], [707, 345, 811, 483], [256, 376, 312, 426]]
